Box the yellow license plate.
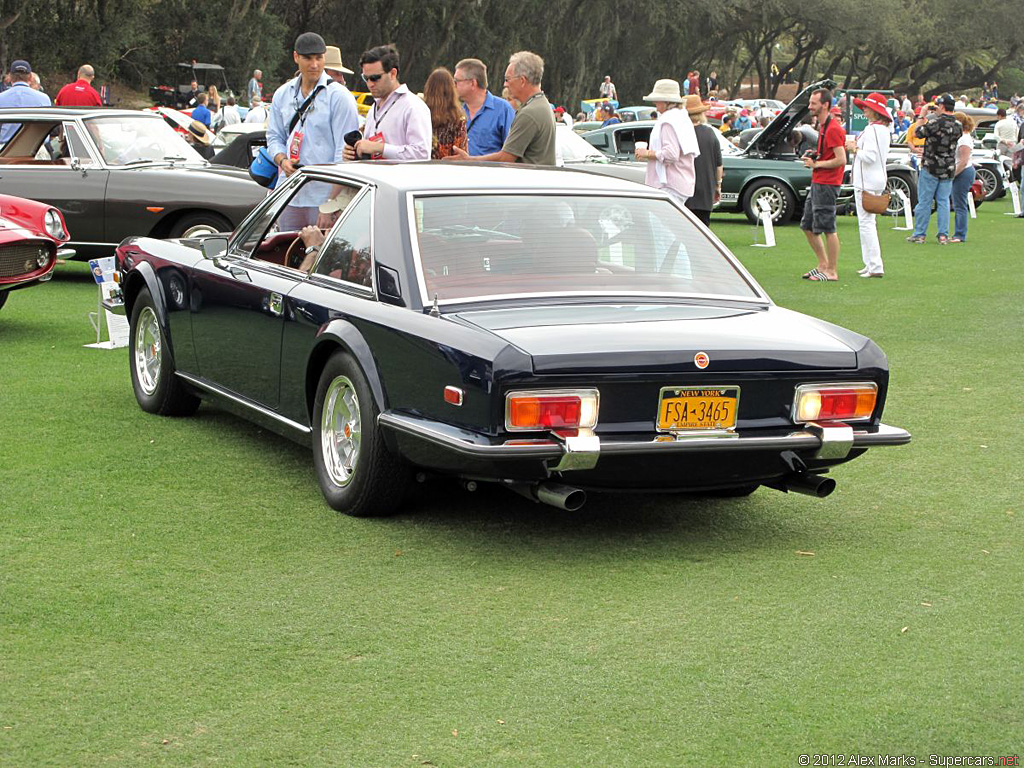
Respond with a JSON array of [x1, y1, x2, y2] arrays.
[[657, 387, 739, 431]]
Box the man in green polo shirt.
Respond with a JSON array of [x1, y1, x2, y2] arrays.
[[449, 50, 555, 165]]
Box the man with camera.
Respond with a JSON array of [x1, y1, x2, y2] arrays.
[[342, 45, 431, 162], [267, 32, 360, 230], [907, 94, 960, 244]]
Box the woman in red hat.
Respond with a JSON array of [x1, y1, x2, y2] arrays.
[[847, 92, 891, 277]]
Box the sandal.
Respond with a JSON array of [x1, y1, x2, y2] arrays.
[[905, 235, 926, 243], [948, 237, 963, 243], [808, 273, 837, 281], [937, 234, 948, 245], [802, 268, 824, 280]]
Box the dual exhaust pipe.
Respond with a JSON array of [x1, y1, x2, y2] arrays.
[[500, 472, 834, 510]]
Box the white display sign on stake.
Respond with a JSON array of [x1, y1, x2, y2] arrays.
[[892, 190, 913, 230], [84, 257, 129, 350], [967, 191, 977, 219], [751, 198, 776, 248], [1006, 184, 1022, 216]]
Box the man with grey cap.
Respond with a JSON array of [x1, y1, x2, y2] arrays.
[[0, 60, 51, 146], [267, 32, 360, 230], [908, 93, 961, 244]]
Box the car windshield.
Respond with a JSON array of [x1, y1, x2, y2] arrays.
[[84, 116, 204, 166], [557, 126, 606, 162], [412, 193, 760, 304]]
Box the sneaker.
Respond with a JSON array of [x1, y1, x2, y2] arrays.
[[937, 234, 948, 245], [906, 235, 926, 243]]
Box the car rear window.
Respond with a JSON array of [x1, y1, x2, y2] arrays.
[[412, 194, 760, 304]]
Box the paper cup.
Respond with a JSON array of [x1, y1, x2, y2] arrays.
[[635, 141, 648, 151]]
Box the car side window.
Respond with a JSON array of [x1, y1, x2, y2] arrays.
[[61, 124, 96, 165], [311, 192, 372, 288]]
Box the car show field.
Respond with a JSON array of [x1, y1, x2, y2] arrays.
[[2, 197, 1020, 765]]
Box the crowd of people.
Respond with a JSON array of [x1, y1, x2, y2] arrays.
[[2, 43, 1022, 281]]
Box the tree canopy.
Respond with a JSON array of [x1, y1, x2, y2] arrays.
[[3, 0, 1022, 106]]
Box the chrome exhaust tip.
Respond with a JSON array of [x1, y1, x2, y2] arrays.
[[766, 473, 836, 498], [506, 481, 587, 511]]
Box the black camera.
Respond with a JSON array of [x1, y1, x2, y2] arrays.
[[344, 130, 372, 159]]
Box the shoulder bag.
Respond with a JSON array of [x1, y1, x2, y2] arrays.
[[248, 81, 326, 188], [860, 126, 891, 214]]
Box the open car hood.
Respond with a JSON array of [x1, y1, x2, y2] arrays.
[[453, 303, 860, 373], [744, 79, 837, 157]]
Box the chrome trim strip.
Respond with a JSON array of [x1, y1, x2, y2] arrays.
[[176, 372, 312, 435]]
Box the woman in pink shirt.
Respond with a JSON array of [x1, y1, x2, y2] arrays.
[[633, 79, 700, 205]]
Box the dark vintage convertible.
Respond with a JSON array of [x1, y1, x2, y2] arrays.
[[0, 108, 265, 258], [111, 163, 910, 516]]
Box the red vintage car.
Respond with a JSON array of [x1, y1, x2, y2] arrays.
[[0, 194, 73, 311]]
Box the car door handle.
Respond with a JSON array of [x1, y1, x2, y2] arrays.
[[213, 258, 250, 282]]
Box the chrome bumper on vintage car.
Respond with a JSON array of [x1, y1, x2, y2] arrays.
[[378, 411, 911, 471]]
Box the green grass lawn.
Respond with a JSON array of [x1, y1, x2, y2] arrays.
[[2, 199, 1022, 767]]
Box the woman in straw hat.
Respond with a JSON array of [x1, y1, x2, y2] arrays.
[[683, 93, 722, 226], [633, 79, 700, 205], [949, 112, 976, 243], [846, 92, 891, 277]]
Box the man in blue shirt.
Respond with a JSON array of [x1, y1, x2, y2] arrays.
[[190, 94, 212, 128], [0, 60, 52, 146], [267, 32, 359, 230], [453, 57, 515, 156]]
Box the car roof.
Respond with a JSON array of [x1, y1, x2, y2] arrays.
[[300, 161, 657, 195], [0, 108, 162, 120]]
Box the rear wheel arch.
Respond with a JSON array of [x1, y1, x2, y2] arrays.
[[305, 322, 388, 423]]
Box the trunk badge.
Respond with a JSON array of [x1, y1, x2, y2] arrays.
[[694, 352, 710, 369]]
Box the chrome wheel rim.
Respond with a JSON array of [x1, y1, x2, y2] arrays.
[[885, 176, 912, 215], [180, 223, 219, 238], [976, 168, 997, 200], [321, 376, 361, 487], [751, 187, 783, 220], [134, 306, 161, 395]]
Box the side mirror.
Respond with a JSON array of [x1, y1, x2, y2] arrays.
[[201, 236, 229, 259]]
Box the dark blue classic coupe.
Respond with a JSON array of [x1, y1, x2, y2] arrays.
[[112, 163, 910, 515]]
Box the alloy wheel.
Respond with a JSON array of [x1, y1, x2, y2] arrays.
[[321, 376, 362, 487], [134, 306, 162, 395]]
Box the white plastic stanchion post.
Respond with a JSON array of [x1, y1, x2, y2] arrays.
[[892, 190, 913, 230], [751, 198, 776, 248], [967, 190, 977, 219], [1007, 183, 1022, 216]]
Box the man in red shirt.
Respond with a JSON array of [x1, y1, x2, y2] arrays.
[[799, 87, 847, 281], [55, 64, 103, 107]]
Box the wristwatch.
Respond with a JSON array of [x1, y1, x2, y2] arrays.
[[304, 245, 320, 256]]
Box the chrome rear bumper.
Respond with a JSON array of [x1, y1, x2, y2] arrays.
[[378, 411, 911, 470]]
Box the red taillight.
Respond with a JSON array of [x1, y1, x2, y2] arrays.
[[505, 389, 599, 431], [793, 383, 878, 423]]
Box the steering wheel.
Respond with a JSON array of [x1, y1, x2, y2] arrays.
[[284, 230, 327, 270]]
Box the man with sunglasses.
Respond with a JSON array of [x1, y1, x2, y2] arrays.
[[448, 51, 555, 165], [267, 32, 360, 230], [343, 45, 431, 162]]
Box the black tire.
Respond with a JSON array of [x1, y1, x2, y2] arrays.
[[0, 292, 8, 311], [312, 351, 410, 516], [742, 179, 796, 224], [167, 212, 231, 239], [975, 166, 1001, 201], [129, 287, 200, 416], [884, 171, 917, 216]]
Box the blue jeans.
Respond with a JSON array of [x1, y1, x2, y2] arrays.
[[913, 168, 952, 238], [951, 165, 976, 240]]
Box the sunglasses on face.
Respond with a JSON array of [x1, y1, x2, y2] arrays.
[[362, 72, 385, 84]]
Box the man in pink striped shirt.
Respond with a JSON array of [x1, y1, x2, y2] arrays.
[[343, 45, 431, 162]]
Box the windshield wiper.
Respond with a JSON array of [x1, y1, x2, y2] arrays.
[[163, 155, 188, 161], [120, 158, 156, 166]]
